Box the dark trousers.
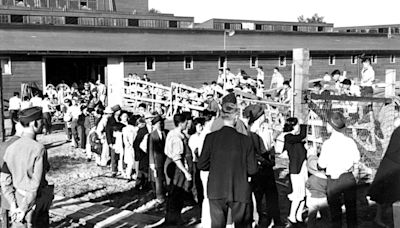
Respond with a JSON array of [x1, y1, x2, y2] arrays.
[[193, 163, 204, 205], [252, 166, 282, 223], [110, 147, 118, 173], [360, 86, 373, 97], [42, 112, 52, 134], [327, 172, 357, 228], [71, 119, 79, 147], [77, 125, 85, 149], [165, 181, 185, 225], [209, 199, 253, 228], [151, 168, 165, 201], [9, 110, 18, 136]]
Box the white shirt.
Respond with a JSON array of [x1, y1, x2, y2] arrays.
[[318, 131, 360, 179], [30, 96, 42, 107], [189, 133, 203, 162], [9, 96, 21, 111], [41, 99, 52, 113], [361, 65, 375, 87], [20, 101, 32, 110], [257, 71, 265, 82], [271, 72, 284, 88]]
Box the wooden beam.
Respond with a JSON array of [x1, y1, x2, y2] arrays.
[[310, 93, 392, 103], [0, 68, 5, 142], [385, 69, 396, 97], [293, 48, 310, 120]]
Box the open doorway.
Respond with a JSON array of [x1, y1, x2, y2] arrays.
[[46, 57, 106, 88]]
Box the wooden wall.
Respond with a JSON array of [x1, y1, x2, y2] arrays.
[[124, 53, 400, 88], [2, 56, 42, 102]]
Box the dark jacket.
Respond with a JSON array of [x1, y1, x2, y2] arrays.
[[105, 116, 118, 145], [148, 129, 168, 169], [198, 126, 257, 203], [133, 125, 149, 162], [368, 126, 400, 204], [284, 124, 307, 174]]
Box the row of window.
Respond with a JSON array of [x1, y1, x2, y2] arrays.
[[328, 54, 395, 65], [0, 55, 397, 75], [214, 22, 332, 32], [0, 14, 194, 28], [340, 27, 400, 34], [1, 0, 97, 10]]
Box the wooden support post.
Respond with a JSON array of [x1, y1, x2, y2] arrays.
[[293, 48, 310, 121], [0, 69, 5, 142], [385, 69, 396, 97], [393, 201, 400, 228]]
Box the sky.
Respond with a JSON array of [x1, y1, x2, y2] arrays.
[[149, 0, 400, 27]]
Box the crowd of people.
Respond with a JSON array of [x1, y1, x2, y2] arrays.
[[2, 56, 398, 228]]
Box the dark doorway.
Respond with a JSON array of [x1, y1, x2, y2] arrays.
[[46, 57, 106, 86]]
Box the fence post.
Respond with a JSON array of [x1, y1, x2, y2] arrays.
[[385, 69, 396, 97], [293, 48, 310, 121], [0, 68, 5, 142]]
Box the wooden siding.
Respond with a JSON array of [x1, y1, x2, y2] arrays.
[[124, 53, 400, 88], [2, 56, 42, 100]]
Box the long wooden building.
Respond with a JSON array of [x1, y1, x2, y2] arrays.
[[1, 0, 400, 105]]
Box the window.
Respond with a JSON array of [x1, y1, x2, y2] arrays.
[[317, 26, 324, 32], [218, 56, 227, 69], [10, 15, 23, 23], [390, 55, 396, 63], [255, 24, 262, 30], [184, 56, 193, 70], [145, 57, 155, 71], [1, 58, 11, 75], [279, 56, 286, 67], [292, 25, 298, 31], [250, 56, 258, 68], [329, 55, 335, 65], [351, 55, 358, 65], [65, 16, 78, 25], [169, 20, 178, 28], [371, 54, 378, 64], [224, 23, 230, 30], [128, 19, 139, 27]]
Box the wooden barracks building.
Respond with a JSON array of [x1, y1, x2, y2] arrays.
[[1, 0, 400, 104]]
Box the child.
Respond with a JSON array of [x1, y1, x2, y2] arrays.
[[305, 147, 329, 228], [113, 122, 126, 175]]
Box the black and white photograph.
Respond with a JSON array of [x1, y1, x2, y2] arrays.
[[0, 0, 400, 227]]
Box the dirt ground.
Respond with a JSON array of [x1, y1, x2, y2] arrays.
[[40, 131, 394, 228]]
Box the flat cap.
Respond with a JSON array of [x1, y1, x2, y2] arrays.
[[19, 107, 43, 124]]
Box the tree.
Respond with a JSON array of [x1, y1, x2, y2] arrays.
[[297, 13, 325, 23], [149, 8, 161, 14]]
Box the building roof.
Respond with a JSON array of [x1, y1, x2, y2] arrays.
[[1, 24, 399, 55]]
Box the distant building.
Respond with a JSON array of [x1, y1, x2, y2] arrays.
[[0, 2, 400, 105], [335, 24, 400, 35]]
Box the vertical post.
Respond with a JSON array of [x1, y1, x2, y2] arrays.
[[293, 48, 310, 121], [290, 63, 295, 117], [42, 57, 46, 93], [385, 69, 396, 97], [0, 68, 5, 142], [394, 201, 400, 228]]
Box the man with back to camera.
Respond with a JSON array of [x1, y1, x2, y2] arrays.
[[198, 102, 258, 228], [8, 92, 21, 136]]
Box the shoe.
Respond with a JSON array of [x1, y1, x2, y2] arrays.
[[284, 219, 297, 228]]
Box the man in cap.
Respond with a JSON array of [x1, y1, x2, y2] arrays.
[[198, 102, 257, 228], [242, 105, 283, 227], [318, 112, 360, 228], [148, 115, 168, 204], [1, 107, 51, 227], [105, 104, 122, 177]]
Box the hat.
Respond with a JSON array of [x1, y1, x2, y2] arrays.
[[243, 105, 264, 124], [328, 111, 346, 132], [144, 112, 156, 119], [221, 102, 239, 114], [206, 93, 214, 97], [342, 79, 351, 86], [19, 107, 43, 124], [104, 106, 113, 114], [111, 104, 121, 112], [222, 92, 237, 105], [151, 115, 165, 125]]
